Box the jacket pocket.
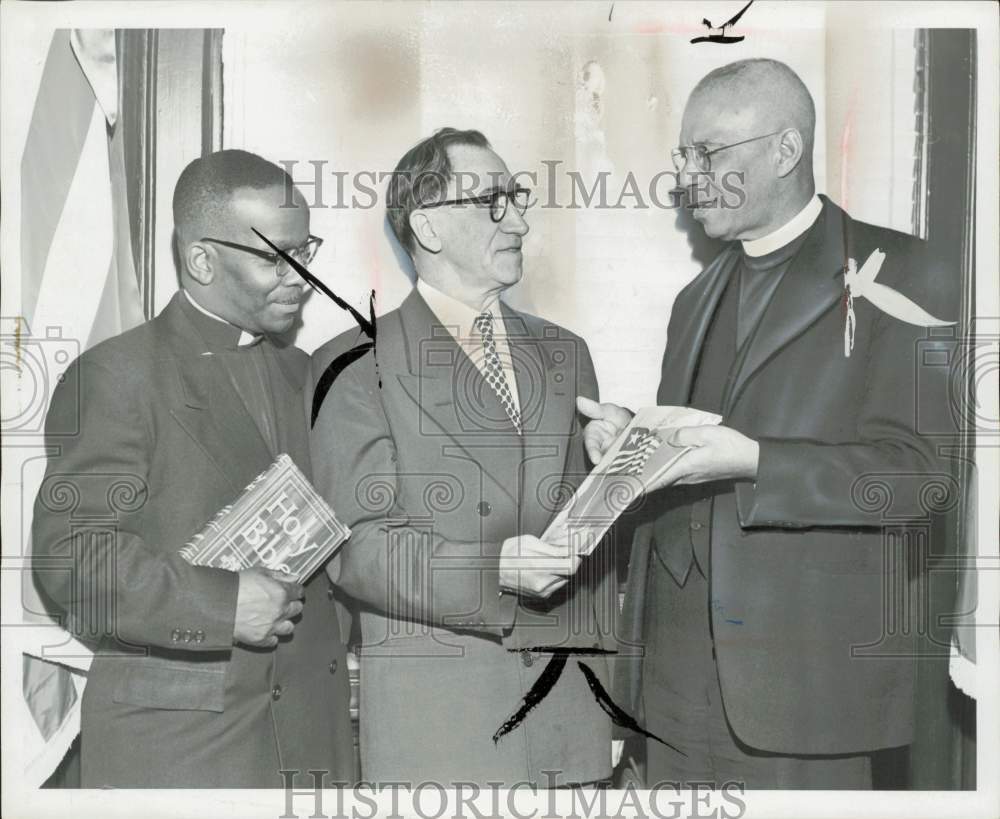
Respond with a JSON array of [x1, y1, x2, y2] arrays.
[[112, 656, 227, 712]]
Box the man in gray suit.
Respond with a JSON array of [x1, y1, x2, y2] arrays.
[[32, 150, 354, 787], [312, 128, 614, 786]]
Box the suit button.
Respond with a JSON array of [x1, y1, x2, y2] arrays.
[[327, 585, 335, 600], [690, 522, 703, 531], [329, 659, 338, 675], [521, 652, 534, 668], [271, 685, 283, 701], [194, 630, 205, 644], [171, 629, 181, 642], [477, 501, 492, 517], [183, 629, 193, 642]]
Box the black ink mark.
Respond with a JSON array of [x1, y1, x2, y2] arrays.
[[252, 228, 379, 424], [312, 341, 374, 424], [608, 2, 615, 22], [493, 651, 568, 744], [576, 661, 685, 755], [690, 0, 753, 44], [517, 646, 615, 655], [491, 649, 683, 756]]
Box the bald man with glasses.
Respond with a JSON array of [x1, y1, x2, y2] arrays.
[[582, 59, 956, 789]]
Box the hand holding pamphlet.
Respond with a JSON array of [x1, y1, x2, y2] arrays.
[[542, 406, 721, 554]]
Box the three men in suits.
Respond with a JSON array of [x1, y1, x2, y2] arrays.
[[32, 150, 354, 787], [311, 128, 614, 786], [582, 59, 955, 788]]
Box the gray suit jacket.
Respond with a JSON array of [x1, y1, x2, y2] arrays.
[[311, 289, 614, 785], [32, 292, 355, 787]]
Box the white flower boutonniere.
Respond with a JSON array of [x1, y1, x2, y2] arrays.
[[842, 249, 955, 357]]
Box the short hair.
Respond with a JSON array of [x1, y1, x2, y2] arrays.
[[386, 127, 491, 254], [693, 58, 816, 152], [172, 149, 295, 243]]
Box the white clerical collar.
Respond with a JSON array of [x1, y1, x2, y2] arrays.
[[183, 289, 261, 346], [741, 194, 823, 257], [416, 278, 503, 337]]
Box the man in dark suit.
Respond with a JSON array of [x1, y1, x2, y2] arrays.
[[580, 59, 955, 788], [32, 150, 354, 787], [311, 128, 614, 786]]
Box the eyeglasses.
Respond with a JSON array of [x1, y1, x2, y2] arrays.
[[418, 187, 532, 223], [671, 130, 783, 173], [199, 235, 323, 276]]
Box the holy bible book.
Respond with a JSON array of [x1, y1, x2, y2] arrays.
[[179, 454, 351, 583]]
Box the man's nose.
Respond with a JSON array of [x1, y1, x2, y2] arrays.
[[280, 262, 306, 287], [501, 204, 529, 236]]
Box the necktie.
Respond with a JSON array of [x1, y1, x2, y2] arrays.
[[473, 312, 522, 434]]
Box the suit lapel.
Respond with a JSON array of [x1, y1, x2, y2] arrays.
[[724, 197, 850, 412], [162, 295, 276, 491], [394, 291, 520, 505], [502, 304, 578, 533], [658, 247, 740, 405], [501, 304, 573, 438], [265, 343, 311, 471]]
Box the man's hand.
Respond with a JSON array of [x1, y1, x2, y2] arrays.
[[499, 535, 581, 599], [648, 424, 759, 491], [577, 396, 634, 465], [233, 568, 305, 648]]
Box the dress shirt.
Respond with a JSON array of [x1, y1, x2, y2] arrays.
[[416, 278, 521, 412]]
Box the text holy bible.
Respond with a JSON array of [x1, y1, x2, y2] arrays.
[[179, 454, 350, 583]]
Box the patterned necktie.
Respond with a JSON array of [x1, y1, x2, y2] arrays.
[[473, 312, 522, 434]]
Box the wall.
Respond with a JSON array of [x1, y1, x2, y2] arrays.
[[222, 1, 914, 409]]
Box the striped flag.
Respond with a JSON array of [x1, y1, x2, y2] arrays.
[[11, 28, 144, 787], [605, 426, 663, 477]]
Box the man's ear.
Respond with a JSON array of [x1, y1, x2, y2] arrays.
[[409, 211, 442, 254], [775, 128, 805, 178], [184, 241, 216, 286]]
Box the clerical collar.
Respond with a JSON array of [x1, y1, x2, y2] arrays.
[[183, 289, 262, 347], [416, 278, 503, 337], [741, 194, 822, 258]]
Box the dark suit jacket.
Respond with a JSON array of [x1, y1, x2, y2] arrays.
[[311, 288, 614, 785], [31, 291, 354, 787], [618, 196, 957, 755]]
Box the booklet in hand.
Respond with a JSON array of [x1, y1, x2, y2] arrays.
[[179, 454, 351, 583], [542, 406, 721, 555]]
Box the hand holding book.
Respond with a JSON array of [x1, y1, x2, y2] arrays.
[[644, 423, 760, 489], [543, 402, 722, 554], [179, 454, 351, 583], [179, 455, 351, 645], [233, 568, 305, 647]]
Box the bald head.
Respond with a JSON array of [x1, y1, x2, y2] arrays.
[[678, 59, 817, 241], [690, 58, 816, 158]]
